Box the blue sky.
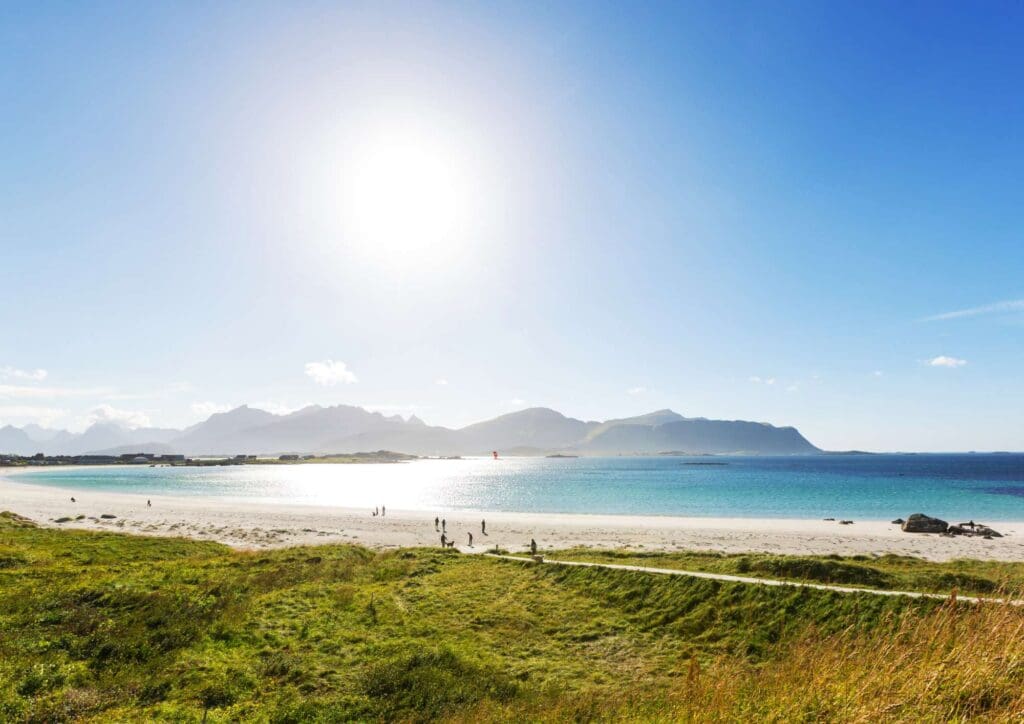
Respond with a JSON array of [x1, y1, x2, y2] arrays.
[[1, 1, 1022, 451]]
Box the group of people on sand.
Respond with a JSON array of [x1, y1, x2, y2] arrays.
[[371, 505, 386, 517], [430, 515, 539, 555], [435, 516, 487, 548]]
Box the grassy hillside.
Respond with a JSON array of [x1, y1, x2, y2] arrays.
[[2, 512, 1023, 721]]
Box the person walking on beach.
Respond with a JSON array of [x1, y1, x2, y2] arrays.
[[442, 518, 446, 533], [382, 505, 386, 517], [440, 533, 447, 548], [147, 499, 151, 507], [467, 532, 473, 547], [434, 516, 439, 531], [481, 519, 486, 535], [530, 538, 537, 555]]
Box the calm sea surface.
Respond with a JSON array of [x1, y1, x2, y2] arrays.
[[8, 454, 1024, 520]]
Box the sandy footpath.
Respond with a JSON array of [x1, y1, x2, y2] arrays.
[[2, 471, 1024, 561]]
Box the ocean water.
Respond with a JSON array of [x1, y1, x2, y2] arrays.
[[7, 454, 1024, 521]]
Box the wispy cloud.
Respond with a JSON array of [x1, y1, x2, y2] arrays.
[[928, 355, 967, 368], [626, 386, 647, 395], [924, 298, 1024, 322], [304, 360, 357, 386], [107, 381, 192, 401], [748, 376, 776, 385], [0, 383, 112, 400], [0, 366, 48, 382], [501, 398, 528, 408], [0, 405, 68, 427], [873, 370, 884, 377], [435, 378, 449, 386]]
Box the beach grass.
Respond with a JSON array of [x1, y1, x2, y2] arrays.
[[2, 511, 1024, 721]]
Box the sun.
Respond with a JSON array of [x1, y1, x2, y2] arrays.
[[339, 126, 477, 268]]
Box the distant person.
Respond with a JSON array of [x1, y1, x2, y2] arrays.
[[442, 518, 446, 533], [374, 506, 379, 516], [70, 497, 76, 503], [434, 516, 440, 531], [147, 499, 151, 507], [530, 539, 537, 555], [440, 533, 447, 548], [481, 519, 487, 535], [468, 532, 473, 547], [382, 505, 386, 517]]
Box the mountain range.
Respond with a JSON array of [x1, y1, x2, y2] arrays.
[[0, 405, 820, 457]]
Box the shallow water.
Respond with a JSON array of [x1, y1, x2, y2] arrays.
[[8, 454, 1024, 521]]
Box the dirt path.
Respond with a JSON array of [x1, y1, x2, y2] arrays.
[[485, 554, 1024, 605]]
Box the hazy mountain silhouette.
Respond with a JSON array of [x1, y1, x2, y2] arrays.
[[2, 405, 820, 456], [582, 417, 817, 454], [0, 425, 37, 456]]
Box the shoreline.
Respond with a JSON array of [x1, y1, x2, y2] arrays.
[[3, 474, 1024, 560]]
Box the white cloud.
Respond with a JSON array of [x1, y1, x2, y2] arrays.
[[304, 360, 357, 386], [87, 404, 152, 429], [627, 386, 647, 395], [924, 298, 1024, 322], [748, 376, 776, 385], [0, 366, 48, 382], [873, 370, 884, 377], [928, 356, 967, 368], [786, 384, 799, 393], [501, 398, 528, 408], [190, 401, 231, 418], [435, 378, 449, 386]]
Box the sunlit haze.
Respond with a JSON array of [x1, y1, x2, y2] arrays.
[[2, 2, 1022, 451]]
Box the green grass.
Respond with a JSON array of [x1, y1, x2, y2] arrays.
[[545, 547, 1024, 596], [2, 511, 1023, 721]]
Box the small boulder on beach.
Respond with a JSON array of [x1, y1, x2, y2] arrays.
[[99, 514, 117, 520], [891, 518, 905, 525], [948, 523, 1002, 538], [901, 513, 948, 534]]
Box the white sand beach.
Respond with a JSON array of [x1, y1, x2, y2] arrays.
[[2, 471, 1023, 561]]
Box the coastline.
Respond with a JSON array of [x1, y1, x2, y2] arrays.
[[3, 472, 1024, 561]]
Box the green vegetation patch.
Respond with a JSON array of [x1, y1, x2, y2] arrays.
[[2, 512, 1022, 721]]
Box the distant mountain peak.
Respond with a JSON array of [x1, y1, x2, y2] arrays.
[[0, 402, 820, 456]]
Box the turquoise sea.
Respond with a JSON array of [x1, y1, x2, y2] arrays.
[[6, 454, 1024, 521]]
